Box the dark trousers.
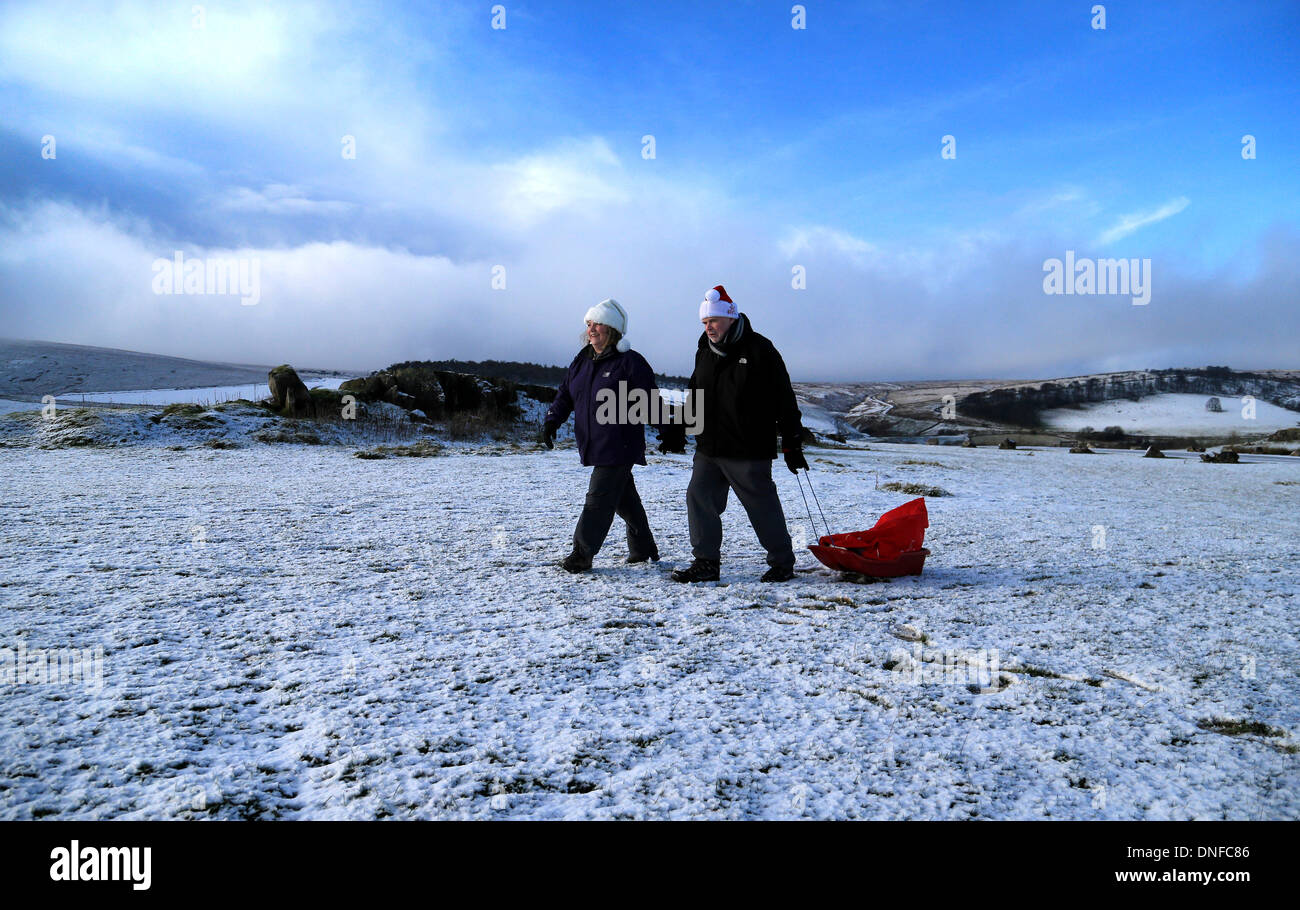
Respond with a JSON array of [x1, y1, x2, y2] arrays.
[[573, 464, 657, 560], [687, 453, 795, 569]]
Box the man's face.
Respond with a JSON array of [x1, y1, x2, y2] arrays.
[[702, 316, 735, 343]]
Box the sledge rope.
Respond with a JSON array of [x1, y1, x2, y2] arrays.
[[796, 470, 831, 540], [804, 468, 831, 537]]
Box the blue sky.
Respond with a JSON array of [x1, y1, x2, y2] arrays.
[[1, 0, 1297, 380]]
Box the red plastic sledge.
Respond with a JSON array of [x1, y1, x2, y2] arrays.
[[808, 497, 931, 577]]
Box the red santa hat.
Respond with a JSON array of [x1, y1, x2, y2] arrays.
[[699, 285, 738, 321]]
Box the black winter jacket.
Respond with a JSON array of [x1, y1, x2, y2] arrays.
[[689, 313, 803, 459]]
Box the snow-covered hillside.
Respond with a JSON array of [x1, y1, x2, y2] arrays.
[[1042, 393, 1300, 436], [2, 442, 1296, 819]]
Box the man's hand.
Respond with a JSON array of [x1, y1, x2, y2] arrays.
[[540, 421, 558, 449], [783, 446, 809, 474], [657, 420, 687, 454]]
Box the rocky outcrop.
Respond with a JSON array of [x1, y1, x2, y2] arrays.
[[336, 363, 554, 423], [1200, 450, 1239, 463], [337, 371, 430, 415], [1143, 445, 1165, 458], [268, 364, 314, 417]]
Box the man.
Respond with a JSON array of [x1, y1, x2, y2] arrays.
[[671, 285, 809, 583]]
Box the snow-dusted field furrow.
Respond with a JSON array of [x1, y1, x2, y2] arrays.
[[1, 444, 1297, 819]]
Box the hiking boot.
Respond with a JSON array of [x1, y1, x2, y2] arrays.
[[760, 565, 795, 583], [626, 548, 660, 564], [560, 550, 592, 573], [670, 559, 720, 583]]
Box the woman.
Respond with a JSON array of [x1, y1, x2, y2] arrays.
[[541, 298, 661, 572]]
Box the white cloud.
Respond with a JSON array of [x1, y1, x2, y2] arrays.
[[2, 198, 1297, 382], [216, 185, 356, 217], [491, 138, 630, 227], [780, 226, 879, 263], [1098, 196, 1191, 246], [0, 1, 300, 107]]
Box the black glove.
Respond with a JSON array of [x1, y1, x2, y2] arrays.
[[783, 446, 809, 474], [540, 421, 558, 449], [657, 420, 687, 454]]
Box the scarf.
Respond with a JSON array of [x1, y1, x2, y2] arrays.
[[707, 314, 745, 357]]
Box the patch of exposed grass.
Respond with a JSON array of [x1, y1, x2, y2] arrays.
[[1197, 718, 1287, 738], [160, 403, 205, 418], [354, 440, 445, 459], [900, 459, 947, 467], [815, 595, 855, 607], [447, 410, 518, 441], [212, 399, 271, 415], [880, 481, 951, 497], [252, 426, 322, 445]]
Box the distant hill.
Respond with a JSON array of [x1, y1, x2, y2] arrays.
[[958, 367, 1300, 427], [793, 366, 1300, 442], [0, 337, 278, 399], [0, 340, 691, 403], [399, 358, 690, 388]]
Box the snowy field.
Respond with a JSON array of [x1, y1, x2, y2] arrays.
[[1042, 393, 1300, 436], [2, 442, 1297, 819]]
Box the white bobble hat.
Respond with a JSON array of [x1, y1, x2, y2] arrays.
[[584, 298, 630, 352]]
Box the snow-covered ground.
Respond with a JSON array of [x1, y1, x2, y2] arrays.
[[1, 442, 1297, 819], [1042, 393, 1300, 436]]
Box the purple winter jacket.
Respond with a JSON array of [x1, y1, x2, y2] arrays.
[[545, 345, 657, 466]]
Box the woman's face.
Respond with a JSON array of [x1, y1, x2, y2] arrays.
[[586, 320, 612, 351]]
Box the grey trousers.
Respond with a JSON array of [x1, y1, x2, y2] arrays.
[[573, 464, 657, 560], [687, 453, 795, 569]]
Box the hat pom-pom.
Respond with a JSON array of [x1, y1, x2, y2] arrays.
[[705, 288, 720, 303], [616, 336, 630, 352]]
